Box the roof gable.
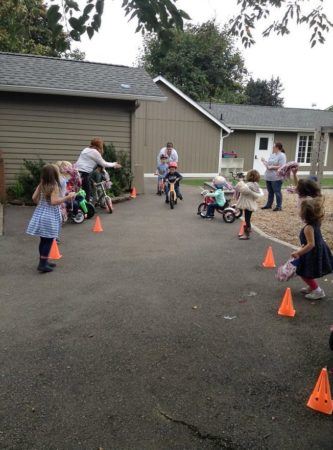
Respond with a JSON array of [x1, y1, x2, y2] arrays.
[[200, 102, 333, 132], [154, 76, 231, 134], [0, 52, 166, 102]]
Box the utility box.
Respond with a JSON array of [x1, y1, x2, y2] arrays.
[[220, 157, 244, 178]]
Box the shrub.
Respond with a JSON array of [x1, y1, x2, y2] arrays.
[[7, 159, 45, 202], [103, 143, 133, 197]]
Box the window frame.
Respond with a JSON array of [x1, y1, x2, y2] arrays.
[[295, 133, 329, 167]]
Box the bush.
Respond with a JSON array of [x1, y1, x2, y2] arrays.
[[7, 159, 45, 202], [103, 143, 133, 197]]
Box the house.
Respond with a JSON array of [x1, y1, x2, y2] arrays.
[[133, 76, 232, 177], [0, 52, 165, 193], [134, 76, 333, 177], [201, 102, 333, 176]]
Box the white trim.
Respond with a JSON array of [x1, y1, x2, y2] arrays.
[[298, 171, 333, 176], [153, 76, 232, 134], [144, 173, 218, 178], [229, 124, 316, 132], [0, 84, 167, 102]]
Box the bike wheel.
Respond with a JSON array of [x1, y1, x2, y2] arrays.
[[231, 204, 242, 219], [85, 202, 95, 219], [73, 210, 85, 224], [223, 210, 236, 223], [197, 203, 208, 217], [105, 196, 113, 214], [170, 192, 174, 209]]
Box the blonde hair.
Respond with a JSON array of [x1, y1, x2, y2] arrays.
[[55, 160, 72, 174]]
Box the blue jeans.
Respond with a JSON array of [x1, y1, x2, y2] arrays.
[[207, 203, 219, 217], [265, 180, 283, 208]]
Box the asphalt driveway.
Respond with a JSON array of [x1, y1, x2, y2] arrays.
[[0, 180, 332, 449]]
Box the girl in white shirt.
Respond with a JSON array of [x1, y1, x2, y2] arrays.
[[75, 137, 121, 201]]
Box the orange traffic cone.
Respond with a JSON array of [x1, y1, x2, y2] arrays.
[[262, 246, 276, 268], [238, 221, 245, 237], [307, 368, 333, 415], [278, 287, 296, 317], [130, 187, 137, 199], [92, 216, 103, 233], [48, 239, 62, 260]]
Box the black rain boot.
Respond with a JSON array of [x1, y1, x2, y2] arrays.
[[37, 258, 53, 273]]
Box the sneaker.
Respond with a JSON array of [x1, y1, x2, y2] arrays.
[[305, 289, 326, 300], [261, 206, 271, 210], [300, 286, 311, 294], [205, 216, 214, 220], [47, 262, 57, 268], [37, 264, 53, 273], [178, 194, 183, 200], [165, 199, 169, 203], [273, 207, 282, 211], [239, 234, 250, 240]]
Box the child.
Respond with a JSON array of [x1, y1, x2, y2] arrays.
[[236, 170, 263, 239], [26, 164, 76, 273], [155, 155, 169, 195], [203, 176, 226, 219], [55, 161, 73, 219], [292, 169, 322, 208], [291, 198, 333, 300], [164, 162, 183, 202], [90, 165, 111, 204]]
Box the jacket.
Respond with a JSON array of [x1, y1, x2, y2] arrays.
[[236, 181, 263, 212]]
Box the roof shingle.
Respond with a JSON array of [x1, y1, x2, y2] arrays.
[[200, 102, 333, 131], [0, 52, 165, 101]]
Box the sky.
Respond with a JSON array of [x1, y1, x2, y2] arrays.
[[76, 0, 333, 109]]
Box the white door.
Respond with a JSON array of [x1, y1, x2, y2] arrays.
[[253, 133, 274, 174]]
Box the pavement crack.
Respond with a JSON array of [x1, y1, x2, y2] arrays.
[[158, 409, 237, 449]]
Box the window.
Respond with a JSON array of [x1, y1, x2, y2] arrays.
[[259, 137, 269, 150], [296, 134, 314, 164]]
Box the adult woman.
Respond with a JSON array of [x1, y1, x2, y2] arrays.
[[261, 142, 287, 211], [75, 138, 121, 200]]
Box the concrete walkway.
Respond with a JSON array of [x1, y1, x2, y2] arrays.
[[0, 180, 332, 449]]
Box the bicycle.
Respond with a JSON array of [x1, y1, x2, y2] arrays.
[[93, 181, 113, 214], [166, 181, 178, 209], [154, 173, 165, 195], [197, 190, 236, 223]]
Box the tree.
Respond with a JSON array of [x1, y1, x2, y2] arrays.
[[47, 1, 332, 48], [139, 21, 247, 103], [0, 0, 84, 58], [230, 0, 333, 47], [47, 0, 190, 43], [244, 77, 284, 106], [327, 105, 333, 111]]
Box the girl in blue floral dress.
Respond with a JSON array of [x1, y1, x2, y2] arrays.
[[27, 164, 76, 273]]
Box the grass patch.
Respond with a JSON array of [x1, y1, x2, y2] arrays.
[[182, 178, 208, 186], [182, 177, 333, 188]]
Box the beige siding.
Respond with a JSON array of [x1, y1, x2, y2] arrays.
[[222, 131, 256, 171], [0, 93, 132, 186], [133, 83, 221, 173], [224, 130, 333, 173]]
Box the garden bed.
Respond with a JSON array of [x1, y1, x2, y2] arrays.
[[253, 191, 333, 248]]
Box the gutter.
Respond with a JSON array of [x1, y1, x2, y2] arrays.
[[218, 129, 233, 174], [226, 124, 318, 133], [0, 84, 167, 102]]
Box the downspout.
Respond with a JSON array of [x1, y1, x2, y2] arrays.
[[218, 129, 233, 175]]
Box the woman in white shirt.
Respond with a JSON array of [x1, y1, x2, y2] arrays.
[[261, 142, 287, 211], [75, 137, 121, 200]]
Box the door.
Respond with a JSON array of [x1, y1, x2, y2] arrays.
[[253, 133, 274, 174]]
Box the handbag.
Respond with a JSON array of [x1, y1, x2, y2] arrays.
[[275, 258, 298, 281]]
